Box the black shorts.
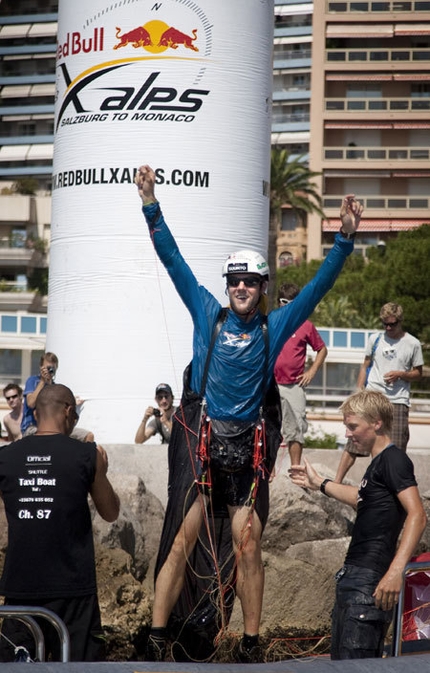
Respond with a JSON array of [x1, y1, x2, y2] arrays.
[[0, 594, 105, 662], [209, 464, 255, 508]]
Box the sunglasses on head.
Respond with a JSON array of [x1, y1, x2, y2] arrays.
[[382, 320, 399, 328], [6, 394, 18, 401], [226, 276, 261, 288]]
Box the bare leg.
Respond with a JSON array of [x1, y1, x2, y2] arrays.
[[334, 448, 357, 483], [288, 440, 303, 465], [228, 505, 263, 635], [151, 495, 207, 627]]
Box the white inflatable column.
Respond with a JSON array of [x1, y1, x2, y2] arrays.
[[50, 0, 274, 442]]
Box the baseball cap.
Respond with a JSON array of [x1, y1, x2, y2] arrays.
[[155, 383, 173, 396]]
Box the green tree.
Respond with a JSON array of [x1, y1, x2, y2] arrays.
[[12, 177, 38, 195], [269, 148, 325, 309], [276, 224, 430, 357]]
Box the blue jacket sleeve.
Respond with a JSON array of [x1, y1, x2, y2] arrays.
[[142, 202, 220, 344]]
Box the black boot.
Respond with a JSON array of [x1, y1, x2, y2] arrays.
[[237, 634, 262, 663], [145, 632, 166, 662]]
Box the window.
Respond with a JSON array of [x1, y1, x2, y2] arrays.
[[279, 251, 294, 267], [281, 209, 299, 231], [0, 349, 22, 382]]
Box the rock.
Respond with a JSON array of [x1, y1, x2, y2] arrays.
[[95, 544, 152, 660], [92, 474, 164, 581], [263, 467, 354, 552]]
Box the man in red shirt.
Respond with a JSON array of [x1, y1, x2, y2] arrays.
[[274, 283, 327, 464]]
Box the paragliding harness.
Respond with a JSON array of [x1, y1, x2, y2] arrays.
[[195, 308, 280, 491], [156, 307, 282, 662]]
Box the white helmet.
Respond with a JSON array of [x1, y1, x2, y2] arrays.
[[222, 249, 269, 279]]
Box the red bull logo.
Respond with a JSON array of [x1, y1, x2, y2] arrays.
[[113, 20, 198, 53], [157, 27, 198, 52], [114, 26, 151, 50], [57, 27, 104, 60]]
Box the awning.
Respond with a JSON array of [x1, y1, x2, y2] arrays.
[[392, 122, 430, 129], [394, 73, 430, 81], [0, 85, 31, 98], [326, 24, 393, 38], [26, 144, 53, 160], [274, 35, 312, 45], [395, 23, 430, 36], [275, 3, 313, 16], [0, 145, 30, 161], [29, 83, 56, 97], [0, 84, 55, 98], [324, 171, 391, 178], [392, 172, 430, 177], [27, 23, 57, 38], [0, 24, 31, 39], [325, 122, 394, 129], [326, 74, 394, 81], [324, 219, 427, 232]]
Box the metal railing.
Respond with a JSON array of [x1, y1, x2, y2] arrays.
[[326, 97, 430, 112], [392, 559, 430, 656], [323, 194, 430, 210], [327, 0, 430, 11], [324, 146, 430, 161], [327, 48, 430, 63], [0, 605, 70, 662]]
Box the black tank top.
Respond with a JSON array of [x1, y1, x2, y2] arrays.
[[0, 434, 97, 598]]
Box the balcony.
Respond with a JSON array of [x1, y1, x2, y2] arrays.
[[324, 146, 430, 161], [323, 194, 430, 216], [326, 48, 430, 64], [0, 244, 33, 266], [326, 1, 430, 12], [325, 97, 430, 115]]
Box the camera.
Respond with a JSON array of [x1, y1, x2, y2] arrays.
[[47, 366, 55, 375], [153, 409, 161, 418]]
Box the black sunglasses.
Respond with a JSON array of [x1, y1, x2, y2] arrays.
[[382, 320, 399, 328], [226, 276, 261, 288], [6, 394, 18, 401]]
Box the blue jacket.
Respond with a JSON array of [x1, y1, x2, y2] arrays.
[[143, 203, 353, 422]]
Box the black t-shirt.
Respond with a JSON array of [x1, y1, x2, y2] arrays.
[[345, 444, 417, 576], [0, 434, 97, 599]]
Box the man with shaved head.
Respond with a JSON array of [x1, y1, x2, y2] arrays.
[[0, 384, 120, 662]]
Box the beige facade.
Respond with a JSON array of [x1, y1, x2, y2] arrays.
[[308, 1, 430, 260]]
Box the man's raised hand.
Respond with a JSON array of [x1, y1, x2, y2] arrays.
[[340, 194, 363, 234]]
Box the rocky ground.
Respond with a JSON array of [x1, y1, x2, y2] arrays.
[[1, 446, 429, 662]]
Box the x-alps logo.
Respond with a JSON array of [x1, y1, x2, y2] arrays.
[[55, 4, 212, 130], [222, 332, 252, 349]]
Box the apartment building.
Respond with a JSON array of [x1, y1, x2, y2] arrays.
[[273, 1, 313, 266], [308, 0, 430, 260], [1, 0, 429, 388], [0, 0, 56, 384]]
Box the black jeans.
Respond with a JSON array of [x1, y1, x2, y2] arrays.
[[331, 564, 392, 660]]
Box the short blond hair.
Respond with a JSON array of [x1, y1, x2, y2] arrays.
[[340, 390, 393, 434], [380, 302, 403, 322]]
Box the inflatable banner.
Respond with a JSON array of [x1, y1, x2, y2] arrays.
[[49, 0, 274, 442]]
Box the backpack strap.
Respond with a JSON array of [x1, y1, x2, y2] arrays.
[[199, 308, 228, 398], [371, 333, 381, 360], [260, 315, 270, 409]]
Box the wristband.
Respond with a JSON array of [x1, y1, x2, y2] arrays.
[[339, 227, 356, 240], [320, 478, 333, 496]]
